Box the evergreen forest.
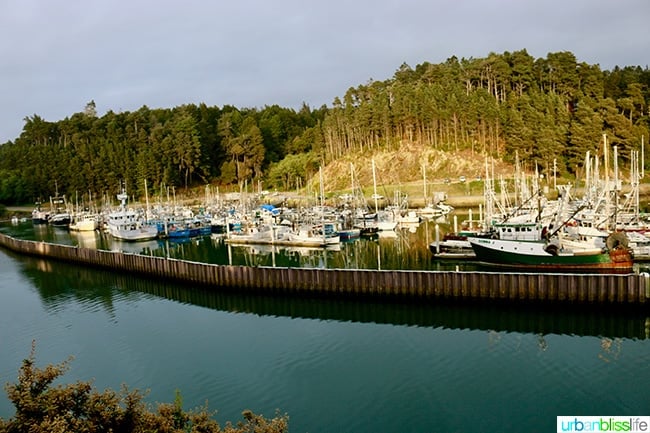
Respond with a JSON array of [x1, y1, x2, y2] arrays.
[[0, 49, 648, 206]]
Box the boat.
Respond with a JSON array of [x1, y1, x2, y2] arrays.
[[69, 212, 99, 231], [225, 222, 277, 244], [623, 231, 650, 261], [358, 225, 379, 238], [105, 190, 158, 242], [225, 220, 341, 248], [187, 218, 212, 237], [48, 195, 72, 228], [396, 210, 421, 225], [31, 201, 49, 225], [337, 227, 361, 241], [468, 228, 633, 271], [313, 222, 341, 245], [337, 210, 361, 241], [429, 231, 477, 259], [285, 224, 339, 247], [353, 213, 397, 233], [429, 212, 492, 259], [48, 212, 72, 228], [418, 202, 454, 219], [166, 224, 191, 239]]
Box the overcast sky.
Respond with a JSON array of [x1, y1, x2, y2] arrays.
[[1, 0, 648, 143]]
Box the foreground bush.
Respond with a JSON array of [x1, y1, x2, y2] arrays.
[[0, 342, 288, 433]]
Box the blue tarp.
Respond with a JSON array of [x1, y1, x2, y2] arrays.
[[260, 204, 280, 215]]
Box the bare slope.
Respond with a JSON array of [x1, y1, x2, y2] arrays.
[[320, 143, 513, 196]]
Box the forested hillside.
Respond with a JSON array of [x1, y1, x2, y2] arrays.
[[0, 49, 648, 205]]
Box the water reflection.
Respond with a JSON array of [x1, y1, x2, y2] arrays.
[[598, 337, 623, 363], [68, 230, 100, 249], [9, 250, 650, 340], [2, 219, 477, 271]]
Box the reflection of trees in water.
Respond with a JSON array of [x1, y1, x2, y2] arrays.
[[20, 256, 127, 320], [12, 249, 649, 340], [486, 330, 548, 352], [4, 219, 650, 340], [598, 337, 623, 363]]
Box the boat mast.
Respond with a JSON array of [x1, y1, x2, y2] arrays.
[[584, 151, 591, 204], [514, 152, 520, 208], [603, 134, 612, 230], [144, 179, 150, 222], [612, 145, 619, 230], [422, 164, 427, 207], [484, 157, 493, 228], [632, 149, 640, 222], [642, 135, 646, 179], [350, 162, 355, 209], [320, 166, 325, 243], [372, 159, 378, 214]]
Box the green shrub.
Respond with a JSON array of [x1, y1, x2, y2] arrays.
[[0, 342, 289, 433]]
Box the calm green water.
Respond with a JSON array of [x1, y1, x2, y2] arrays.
[[1, 222, 649, 432]]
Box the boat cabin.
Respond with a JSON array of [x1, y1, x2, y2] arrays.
[[492, 222, 543, 241]]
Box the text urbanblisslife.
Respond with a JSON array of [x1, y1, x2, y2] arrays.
[[557, 417, 649, 432]]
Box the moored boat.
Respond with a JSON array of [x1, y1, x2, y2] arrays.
[[69, 212, 99, 231], [31, 201, 49, 225], [338, 227, 361, 241], [468, 233, 633, 271], [430, 231, 477, 259], [48, 195, 72, 228], [105, 191, 158, 242]]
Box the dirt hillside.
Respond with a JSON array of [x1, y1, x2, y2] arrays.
[[320, 143, 514, 193]]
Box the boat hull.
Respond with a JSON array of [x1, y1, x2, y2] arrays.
[[468, 238, 633, 271], [69, 217, 98, 232], [338, 228, 361, 241], [429, 241, 476, 259], [107, 225, 159, 241], [49, 214, 72, 227]]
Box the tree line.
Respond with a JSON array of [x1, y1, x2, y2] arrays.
[[0, 49, 648, 206], [322, 50, 649, 178]]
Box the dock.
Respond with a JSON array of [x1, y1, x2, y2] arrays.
[[0, 233, 648, 307]]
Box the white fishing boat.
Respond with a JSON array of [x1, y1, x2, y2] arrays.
[[467, 221, 633, 271], [105, 191, 158, 241], [282, 222, 341, 247], [225, 222, 278, 244], [226, 222, 339, 248], [69, 212, 100, 231]]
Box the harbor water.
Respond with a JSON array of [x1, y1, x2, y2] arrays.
[[0, 220, 649, 432]]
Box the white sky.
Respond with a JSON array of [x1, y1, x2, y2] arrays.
[[1, 0, 648, 143]]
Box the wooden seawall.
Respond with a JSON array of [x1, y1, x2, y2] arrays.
[[1, 233, 649, 307]]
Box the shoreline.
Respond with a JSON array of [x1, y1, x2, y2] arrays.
[[5, 183, 650, 216]]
